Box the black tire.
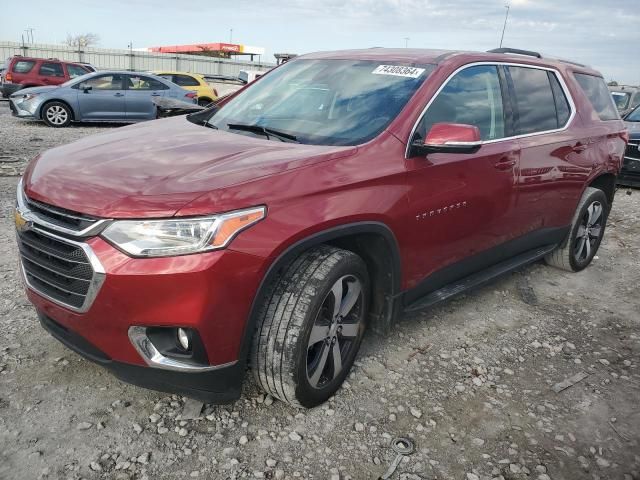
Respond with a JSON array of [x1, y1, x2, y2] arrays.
[[251, 245, 370, 408], [41, 101, 72, 128], [545, 187, 609, 272], [197, 98, 212, 107]]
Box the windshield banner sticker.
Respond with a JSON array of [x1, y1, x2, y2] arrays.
[[372, 65, 425, 78]]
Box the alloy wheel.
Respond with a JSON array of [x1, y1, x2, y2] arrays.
[[306, 274, 363, 389], [574, 200, 603, 262], [46, 105, 68, 125]]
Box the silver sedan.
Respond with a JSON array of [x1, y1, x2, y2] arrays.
[[9, 70, 197, 127]]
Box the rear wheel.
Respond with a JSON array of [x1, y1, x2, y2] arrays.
[[197, 98, 212, 107], [42, 101, 72, 128], [545, 187, 608, 272], [251, 245, 369, 407]]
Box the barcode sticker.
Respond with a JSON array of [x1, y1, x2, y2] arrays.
[[372, 65, 425, 78]]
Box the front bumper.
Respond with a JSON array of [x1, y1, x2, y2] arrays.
[[39, 313, 244, 402], [22, 231, 266, 402]]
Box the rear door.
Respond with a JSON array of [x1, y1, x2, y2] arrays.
[[76, 74, 126, 120], [404, 64, 521, 293], [124, 74, 168, 120], [507, 65, 586, 233], [37, 62, 66, 86]]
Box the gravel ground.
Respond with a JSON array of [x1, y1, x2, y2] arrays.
[[0, 100, 639, 480]]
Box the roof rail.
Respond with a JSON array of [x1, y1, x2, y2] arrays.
[[487, 48, 542, 59]]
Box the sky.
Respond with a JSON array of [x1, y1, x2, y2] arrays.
[[2, 0, 640, 84]]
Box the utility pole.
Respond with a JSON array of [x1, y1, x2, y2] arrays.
[[127, 41, 133, 71], [499, 4, 510, 48], [404, 37, 410, 48], [26, 28, 35, 44], [230, 28, 233, 44]]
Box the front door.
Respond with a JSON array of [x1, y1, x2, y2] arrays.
[[77, 74, 126, 120], [404, 64, 520, 295], [124, 75, 166, 120]]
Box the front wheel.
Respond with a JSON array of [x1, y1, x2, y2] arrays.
[[42, 101, 72, 128], [251, 245, 369, 407], [545, 187, 609, 272]]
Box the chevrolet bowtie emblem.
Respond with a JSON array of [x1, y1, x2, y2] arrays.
[[14, 209, 30, 233]]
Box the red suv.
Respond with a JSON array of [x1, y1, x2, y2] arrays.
[[1, 56, 91, 97], [15, 48, 626, 407]]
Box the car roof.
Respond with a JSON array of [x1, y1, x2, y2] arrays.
[[151, 70, 202, 77], [297, 48, 602, 77], [10, 56, 88, 66]]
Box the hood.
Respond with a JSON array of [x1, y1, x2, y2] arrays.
[[11, 85, 58, 97], [23, 116, 357, 218], [624, 121, 640, 136]]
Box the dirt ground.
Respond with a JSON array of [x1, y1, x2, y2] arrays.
[[0, 100, 638, 480]]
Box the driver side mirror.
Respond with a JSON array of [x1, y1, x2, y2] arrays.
[[409, 122, 482, 157], [81, 85, 92, 93]]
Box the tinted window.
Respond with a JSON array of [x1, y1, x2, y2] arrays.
[[173, 74, 200, 87], [631, 92, 640, 109], [611, 92, 630, 110], [549, 73, 571, 127], [67, 64, 88, 78], [39, 62, 64, 77], [127, 75, 167, 90], [574, 73, 619, 121], [80, 75, 123, 90], [13, 60, 36, 73], [509, 66, 558, 134], [416, 65, 505, 141]]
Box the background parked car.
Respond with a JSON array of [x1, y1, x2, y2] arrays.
[[238, 69, 265, 84], [202, 74, 247, 97], [152, 71, 217, 106], [1, 56, 91, 98], [609, 85, 640, 116], [620, 104, 640, 187], [9, 70, 197, 127]]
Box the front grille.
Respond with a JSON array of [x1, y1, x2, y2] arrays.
[[624, 141, 640, 162], [25, 196, 99, 233], [17, 228, 97, 310]]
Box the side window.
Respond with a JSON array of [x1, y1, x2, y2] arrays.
[[574, 73, 619, 121], [416, 65, 505, 141], [508, 66, 558, 134], [67, 64, 89, 78], [80, 75, 123, 90], [173, 74, 200, 87], [39, 62, 64, 77], [12, 60, 36, 73], [548, 72, 571, 127], [126, 75, 168, 90]]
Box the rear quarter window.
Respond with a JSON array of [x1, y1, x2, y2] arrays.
[[12, 60, 36, 73], [574, 73, 619, 121]]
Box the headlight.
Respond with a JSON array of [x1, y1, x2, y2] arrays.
[[23, 93, 39, 102], [101, 206, 265, 257]]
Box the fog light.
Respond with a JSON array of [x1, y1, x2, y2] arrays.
[[177, 328, 190, 350]]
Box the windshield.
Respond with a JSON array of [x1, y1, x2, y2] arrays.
[[205, 59, 434, 146], [625, 105, 640, 122], [611, 92, 631, 110]]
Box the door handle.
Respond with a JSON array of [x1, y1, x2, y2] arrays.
[[114, 92, 124, 97], [151, 93, 161, 96], [572, 143, 587, 153], [494, 158, 517, 170]]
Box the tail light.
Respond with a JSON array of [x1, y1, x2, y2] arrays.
[[185, 92, 197, 99], [6, 72, 12, 82]]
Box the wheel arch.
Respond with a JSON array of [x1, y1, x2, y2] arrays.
[[38, 98, 76, 121], [239, 222, 403, 364], [588, 172, 616, 207]]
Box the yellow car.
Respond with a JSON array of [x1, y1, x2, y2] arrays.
[[152, 71, 217, 106]]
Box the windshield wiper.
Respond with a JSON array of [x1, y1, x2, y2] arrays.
[[226, 123, 299, 143]]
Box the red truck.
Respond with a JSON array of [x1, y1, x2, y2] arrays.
[[15, 47, 626, 407], [1, 56, 92, 97]]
